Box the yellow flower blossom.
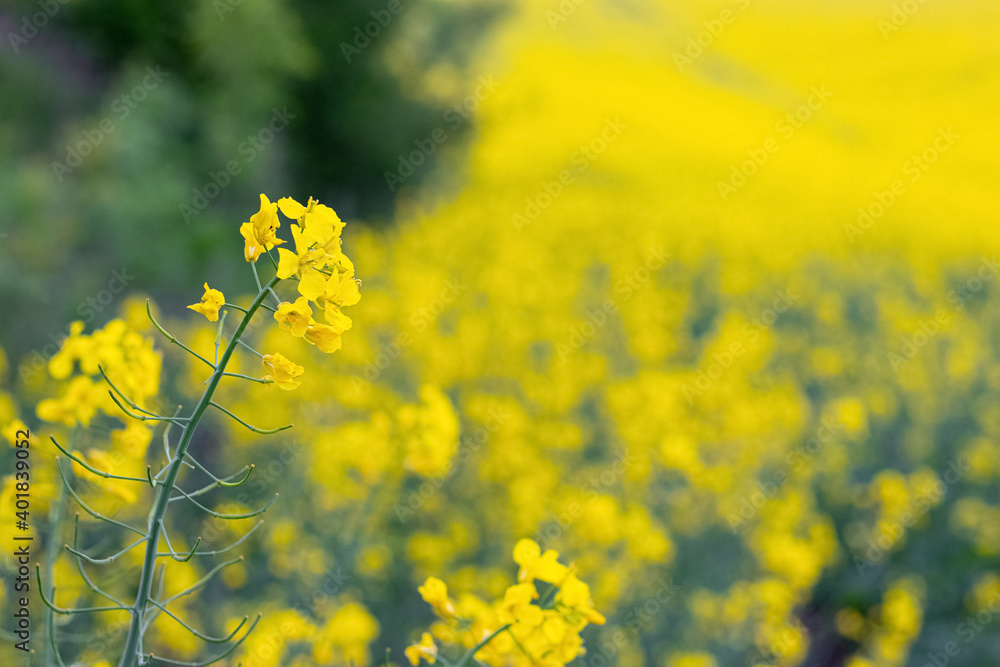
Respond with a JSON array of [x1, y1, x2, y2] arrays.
[[418, 577, 456, 619], [262, 353, 304, 390], [278, 196, 344, 249], [239, 193, 284, 262], [276, 223, 327, 280], [303, 321, 343, 354], [274, 296, 312, 337], [555, 575, 605, 625], [513, 539, 569, 585], [405, 632, 438, 666], [499, 582, 538, 617], [187, 283, 225, 322], [413, 541, 603, 667]]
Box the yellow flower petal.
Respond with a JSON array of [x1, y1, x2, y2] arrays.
[[187, 283, 225, 322]]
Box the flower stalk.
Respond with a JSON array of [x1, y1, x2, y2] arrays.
[[117, 275, 280, 666]]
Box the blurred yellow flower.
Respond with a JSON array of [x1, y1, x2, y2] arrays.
[[513, 539, 568, 585], [419, 577, 456, 619], [405, 632, 438, 666]]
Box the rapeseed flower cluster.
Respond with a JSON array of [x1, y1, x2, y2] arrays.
[[408, 539, 604, 666], [37, 319, 160, 427], [5, 1, 1000, 665]]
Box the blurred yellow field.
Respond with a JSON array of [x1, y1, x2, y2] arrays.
[[2, 0, 1000, 665]]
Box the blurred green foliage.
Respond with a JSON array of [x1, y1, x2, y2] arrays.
[[0, 0, 504, 368]]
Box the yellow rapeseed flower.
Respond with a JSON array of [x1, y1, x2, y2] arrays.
[[405, 632, 438, 666], [261, 353, 304, 390], [303, 321, 343, 354], [418, 577, 456, 619], [278, 196, 344, 250], [239, 193, 284, 262], [187, 283, 225, 322], [274, 296, 312, 337], [512, 539, 569, 585]]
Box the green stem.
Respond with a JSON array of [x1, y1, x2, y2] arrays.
[[44, 481, 65, 667], [117, 274, 280, 667], [454, 623, 512, 667]]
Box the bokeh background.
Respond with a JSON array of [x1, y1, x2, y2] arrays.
[[3, 0, 1000, 665]]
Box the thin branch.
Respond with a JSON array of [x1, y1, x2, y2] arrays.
[[251, 258, 264, 292], [35, 564, 132, 615], [160, 407, 194, 472], [168, 465, 255, 503], [108, 391, 189, 426], [159, 557, 243, 606], [214, 309, 229, 365], [148, 600, 249, 643], [146, 299, 217, 370], [265, 247, 279, 272], [251, 260, 282, 309], [50, 435, 148, 484], [138, 614, 260, 667], [221, 372, 273, 384], [159, 522, 201, 563], [157, 520, 264, 558], [64, 537, 147, 565], [237, 338, 264, 358], [171, 486, 278, 520], [455, 624, 513, 667], [69, 515, 130, 608], [56, 459, 146, 537], [208, 401, 293, 435], [141, 563, 167, 636], [99, 366, 190, 425], [47, 604, 68, 667]]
